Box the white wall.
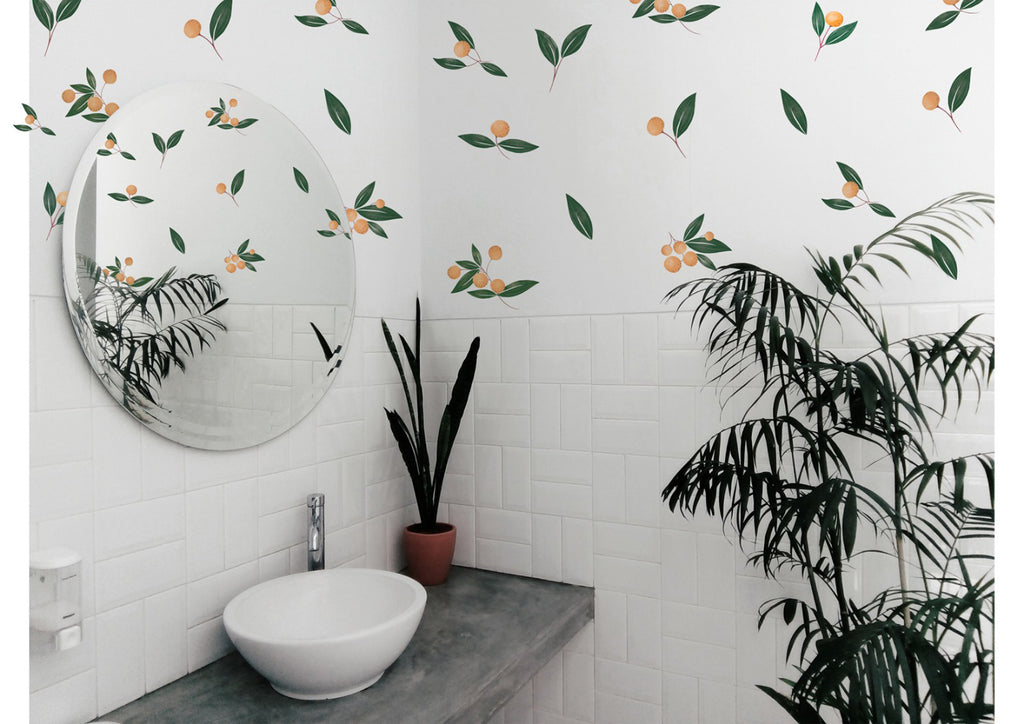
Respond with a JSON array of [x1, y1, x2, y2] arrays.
[[28, 1, 993, 723]]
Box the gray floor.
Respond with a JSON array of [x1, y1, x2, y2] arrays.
[[97, 566, 595, 723]]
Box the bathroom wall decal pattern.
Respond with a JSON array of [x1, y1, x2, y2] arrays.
[[565, 194, 594, 240], [343, 181, 403, 238], [31, 0, 82, 56], [42, 182, 66, 241], [926, 0, 984, 31], [433, 21, 508, 77], [646, 93, 696, 159], [459, 121, 538, 157], [13, 103, 55, 135], [62, 68, 120, 123], [97, 133, 136, 160], [206, 96, 257, 132], [812, 4, 857, 61], [151, 129, 185, 167], [923, 67, 972, 132], [535, 24, 591, 92], [447, 244, 538, 308], [780, 89, 808, 135], [630, 0, 720, 33], [324, 90, 352, 135], [295, 0, 369, 35], [660, 213, 730, 272], [184, 0, 233, 60], [821, 163, 896, 218]]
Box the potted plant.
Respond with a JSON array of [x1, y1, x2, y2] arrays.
[[382, 299, 480, 585], [662, 192, 994, 722]]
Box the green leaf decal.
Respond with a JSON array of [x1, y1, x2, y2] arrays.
[[472, 245, 482, 266], [354, 182, 375, 208], [926, 10, 959, 31], [54, 0, 80, 22], [931, 235, 958, 278], [673, 93, 697, 138], [343, 19, 368, 34], [120, 152, 135, 160], [23, 103, 37, 117], [649, 15, 677, 24], [696, 254, 717, 270], [469, 289, 497, 299], [108, 192, 129, 202], [434, 58, 467, 70], [33, 0, 54, 30], [357, 206, 402, 222], [44, 183, 56, 215], [41, 127, 55, 135], [13, 125, 32, 132], [561, 24, 591, 57], [811, 2, 824, 36], [82, 113, 108, 123], [167, 130, 184, 148], [836, 162, 863, 189], [683, 214, 705, 241], [66, 94, 90, 117], [452, 271, 476, 294], [209, 0, 232, 41], [633, 0, 655, 18], [536, 29, 559, 66], [170, 228, 186, 254], [324, 90, 351, 134], [326, 208, 342, 224], [686, 238, 730, 253], [679, 5, 719, 22], [499, 280, 539, 298], [237, 239, 249, 254], [961, 0, 983, 8], [869, 203, 895, 218], [822, 198, 855, 210], [481, 62, 507, 77], [367, 221, 387, 237], [824, 21, 856, 45], [948, 68, 971, 114], [86, 67, 96, 89], [459, 133, 496, 149], [498, 139, 539, 153], [449, 21, 474, 48], [780, 89, 808, 135], [566, 194, 593, 239], [231, 170, 245, 195], [132, 196, 154, 205], [294, 168, 309, 193], [295, 15, 328, 27], [152, 133, 166, 154], [234, 118, 257, 129]]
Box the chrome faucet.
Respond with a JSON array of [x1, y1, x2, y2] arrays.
[[307, 493, 325, 571]]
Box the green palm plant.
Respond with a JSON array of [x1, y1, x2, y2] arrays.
[[70, 253, 227, 417], [382, 299, 480, 529], [662, 192, 995, 723]]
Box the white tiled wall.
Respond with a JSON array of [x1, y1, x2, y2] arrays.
[[445, 306, 994, 724], [29, 312, 420, 723]]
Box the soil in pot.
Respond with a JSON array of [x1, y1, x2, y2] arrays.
[[403, 523, 456, 586]]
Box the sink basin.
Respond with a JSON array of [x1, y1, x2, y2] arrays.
[[223, 567, 427, 700]]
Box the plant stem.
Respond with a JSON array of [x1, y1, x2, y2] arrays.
[[661, 131, 687, 158], [940, 106, 963, 133], [201, 34, 224, 61], [549, 60, 561, 92], [45, 27, 55, 56]]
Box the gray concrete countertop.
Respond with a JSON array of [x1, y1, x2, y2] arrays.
[[97, 566, 594, 724]]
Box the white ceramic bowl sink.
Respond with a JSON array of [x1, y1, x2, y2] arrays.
[[223, 568, 427, 700]]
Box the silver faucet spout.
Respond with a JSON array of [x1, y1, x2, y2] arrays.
[[307, 493, 325, 571]]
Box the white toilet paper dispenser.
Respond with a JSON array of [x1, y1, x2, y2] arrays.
[[30, 547, 82, 650]]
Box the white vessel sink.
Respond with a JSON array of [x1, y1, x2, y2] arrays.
[[223, 567, 427, 700]]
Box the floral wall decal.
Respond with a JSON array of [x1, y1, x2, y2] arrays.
[[13, 103, 55, 135], [923, 68, 971, 132], [566, 194, 594, 239], [344, 181, 403, 238], [433, 21, 507, 77], [43, 182, 66, 241], [812, 4, 856, 60], [324, 90, 352, 134], [631, 1, 720, 33], [295, 0, 368, 34], [460, 121, 538, 158], [927, 0, 983, 31], [215, 170, 245, 206], [169, 228, 186, 254], [152, 130, 184, 167], [223, 240, 263, 273], [206, 97, 257, 132], [319, 209, 351, 239], [108, 185, 154, 206], [294, 168, 310, 193], [62, 68, 119, 122], [32, 0, 81, 55], [647, 93, 696, 158], [97, 133, 135, 160], [535, 25, 592, 91], [101, 256, 149, 287], [447, 244, 538, 308], [659, 214, 730, 272], [821, 162, 895, 217], [780, 89, 808, 134], [184, 0, 233, 60]]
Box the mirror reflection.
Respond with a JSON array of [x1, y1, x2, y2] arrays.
[[62, 81, 356, 450]]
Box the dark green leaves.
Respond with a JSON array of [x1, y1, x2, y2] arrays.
[[459, 133, 496, 149], [824, 21, 857, 45], [231, 169, 245, 195], [561, 24, 591, 57], [170, 228, 186, 254], [108, 192, 129, 202], [324, 89, 351, 134], [294, 167, 309, 193], [354, 181, 375, 208], [869, 203, 895, 218], [536, 29, 559, 66], [812, 2, 825, 34], [480, 62, 506, 77], [822, 198, 855, 210], [295, 16, 328, 27], [837, 162, 862, 189], [209, 0, 232, 41], [33, 0, 54, 30], [931, 235, 958, 278], [434, 58, 466, 70], [55, 0, 80, 22], [634, 1, 718, 25], [153, 129, 182, 160], [449, 21, 474, 47], [43, 182, 56, 215], [153, 133, 166, 154], [566, 194, 593, 239], [678, 5, 719, 22], [633, 0, 655, 18], [499, 280, 539, 297], [948, 68, 971, 113], [683, 214, 704, 241], [686, 237, 730, 253], [435, 22, 503, 76], [926, 11, 959, 30], [673, 94, 696, 138], [497, 139, 538, 154], [342, 19, 368, 34], [780, 89, 808, 134]]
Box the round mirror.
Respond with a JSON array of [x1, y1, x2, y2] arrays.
[[62, 81, 356, 450]]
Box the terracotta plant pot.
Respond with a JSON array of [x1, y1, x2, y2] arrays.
[[403, 523, 456, 586]]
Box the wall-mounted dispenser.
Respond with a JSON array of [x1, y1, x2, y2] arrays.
[[30, 547, 82, 652]]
